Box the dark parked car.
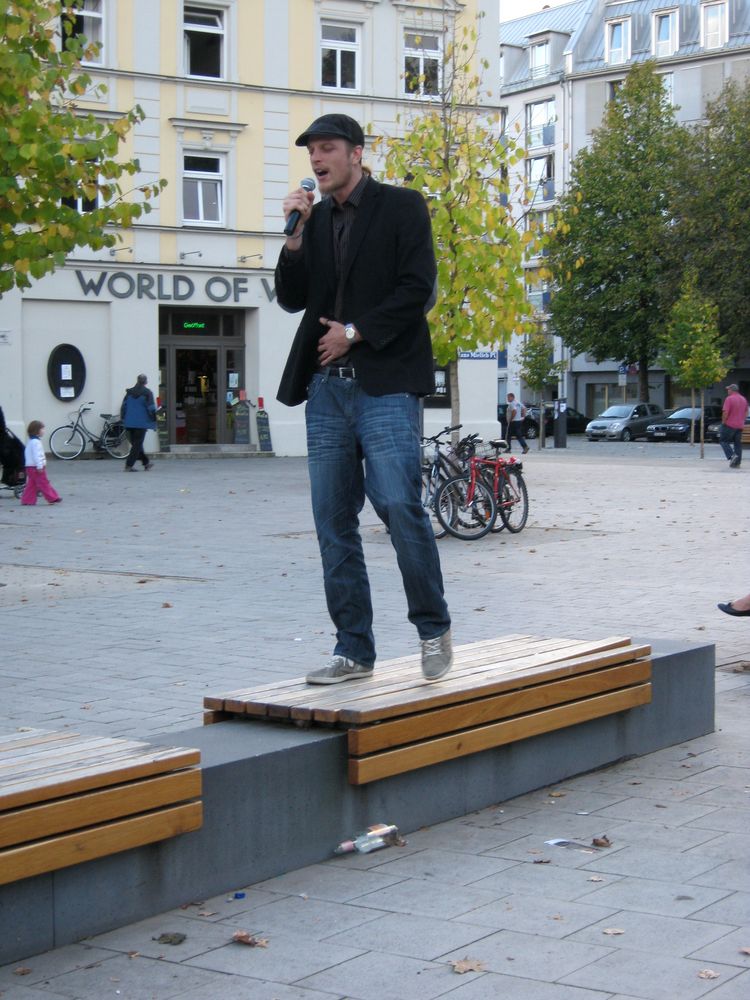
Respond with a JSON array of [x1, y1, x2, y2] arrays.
[[524, 404, 590, 439], [646, 405, 723, 442], [706, 413, 750, 443], [586, 402, 666, 441]]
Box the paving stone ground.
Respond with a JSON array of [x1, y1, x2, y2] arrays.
[[0, 439, 748, 998]]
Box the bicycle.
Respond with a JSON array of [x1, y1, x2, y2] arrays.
[[435, 438, 528, 540], [421, 425, 484, 538], [49, 402, 130, 460]]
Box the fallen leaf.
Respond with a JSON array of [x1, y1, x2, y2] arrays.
[[654, 804, 667, 809], [136, 579, 150, 584], [13, 967, 32, 976], [152, 932, 186, 946], [232, 931, 268, 947], [450, 957, 485, 974], [592, 835, 612, 848], [602, 928, 625, 936], [548, 791, 566, 798], [697, 969, 720, 980], [162, 602, 173, 608], [628, 780, 642, 785], [127, 951, 140, 959], [198, 910, 218, 917]]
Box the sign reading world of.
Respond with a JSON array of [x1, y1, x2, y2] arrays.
[[75, 271, 277, 303]]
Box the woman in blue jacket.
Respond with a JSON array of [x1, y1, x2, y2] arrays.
[[121, 374, 157, 471]]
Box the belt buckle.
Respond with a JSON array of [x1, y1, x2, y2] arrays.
[[337, 366, 355, 379]]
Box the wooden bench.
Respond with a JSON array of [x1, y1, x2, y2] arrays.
[[0, 730, 202, 886], [205, 634, 651, 786]]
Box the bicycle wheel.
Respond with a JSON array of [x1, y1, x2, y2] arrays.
[[103, 423, 130, 459], [49, 425, 85, 460], [436, 474, 496, 540], [421, 466, 448, 538], [498, 468, 529, 533]]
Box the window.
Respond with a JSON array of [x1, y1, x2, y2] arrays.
[[653, 10, 678, 58], [526, 98, 556, 148], [403, 31, 442, 98], [606, 19, 630, 64], [702, 2, 727, 49], [526, 154, 554, 202], [660, 72, 674, 106], [321, 22, 359, 91], [184, 5, 224, 78], [530, 41, 549, 79], [61, 0, 104, 65], [608, 79, 624, 102], [62, 181, 98, 214], [183, 154, 223, 225]]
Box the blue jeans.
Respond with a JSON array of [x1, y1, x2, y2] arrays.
[[508, 420, 528, 452], [305, 373, 450, 666], [719, 425, 742, 464]]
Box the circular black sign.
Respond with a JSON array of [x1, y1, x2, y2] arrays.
[[47, 344, 86, 401]]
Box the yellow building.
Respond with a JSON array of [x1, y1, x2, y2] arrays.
[[0, 0, 499, 455]]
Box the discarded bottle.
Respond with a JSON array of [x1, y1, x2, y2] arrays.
[[334, 823, 400, 855]]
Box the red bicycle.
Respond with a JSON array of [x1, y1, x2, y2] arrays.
[[435, 438, 528, 540]]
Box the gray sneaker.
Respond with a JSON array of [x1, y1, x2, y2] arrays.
[[306, 656, 374, 685], [421, 630, 453, 681]]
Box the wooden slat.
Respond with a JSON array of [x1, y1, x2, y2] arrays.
[[348, 659, 652, 755], [0, 802, 203, 886], [0, 736, 160, 778], [348, 683, 652, 785], [225, 636, 635, 724], [0, 747, 201, 811], [0, 769, 201, 849], [335, 644, 650, 725], [0, 730, 81, 754]]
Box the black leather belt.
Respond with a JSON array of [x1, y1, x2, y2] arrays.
[[323, 366, 357, 379]]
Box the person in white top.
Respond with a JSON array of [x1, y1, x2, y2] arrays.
[[20, 420, 62, 505], [506, 393, 530, 455]]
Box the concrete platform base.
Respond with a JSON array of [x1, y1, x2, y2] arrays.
[[0, 638, 715, 966]]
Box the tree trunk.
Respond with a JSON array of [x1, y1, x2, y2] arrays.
[[449, 360, 460, 443], [699, 387, 705, 460], [638, 362, 650, 402], [690, 386, 696, 446], [538, 390, 546, 449]]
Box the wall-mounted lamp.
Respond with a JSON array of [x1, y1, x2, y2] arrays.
[[109, 246, 133, 256], [238, 254, 263, 263], [179, 250, 203, 260]]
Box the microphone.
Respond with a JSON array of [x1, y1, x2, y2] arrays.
[[283, 178, 316, 236]]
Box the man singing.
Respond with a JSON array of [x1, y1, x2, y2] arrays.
[[274, 113, 452, 685]]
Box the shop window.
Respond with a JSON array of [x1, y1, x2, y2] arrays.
[[526, 97, 556, 148], [701, 2, 727, 49], [606, 19, 630, 64], [184, 4, 224, 78], [403, 31, 442, 98], [653, 10, 678, 58], [321, 22, 359, 91], [61, 0, 104, 64], [183, 154, 224, 225], [529, 40, 549, 79]]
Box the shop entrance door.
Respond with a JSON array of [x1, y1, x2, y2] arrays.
[[159, 308, 245, 446]]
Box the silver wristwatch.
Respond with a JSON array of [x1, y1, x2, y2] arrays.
[[344, 324, 357, 342]]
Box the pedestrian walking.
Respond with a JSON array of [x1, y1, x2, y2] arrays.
[[506, 392, 529, 454], [718, 383, 748, 468], [20, 421, 61, 505], [121, 374, 156, 471], [275, 113, 452, 685]]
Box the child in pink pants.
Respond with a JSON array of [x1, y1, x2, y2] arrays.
[[20, 420, 61, 505]]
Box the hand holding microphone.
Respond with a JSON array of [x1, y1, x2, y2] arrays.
[[283, 178, 316, 237]]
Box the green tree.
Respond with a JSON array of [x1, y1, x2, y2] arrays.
[[659, 272, 729, 458], [0, 0, 165, 294], [515, 330, 567, 447], [546, 62, 687, 400], [676, 80, 750, 358], [376, 15, 536, 426]]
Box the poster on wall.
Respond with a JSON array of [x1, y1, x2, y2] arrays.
[[424, 365, 451, 409]]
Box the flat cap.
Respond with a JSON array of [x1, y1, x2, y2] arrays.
[[726, 383, 739, 390], [295, 113, 365, 147]]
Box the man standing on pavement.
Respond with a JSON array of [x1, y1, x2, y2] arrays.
[[274, 113, 452, 686], [719, 383, 748, 468], [506, 392, 529, 454]]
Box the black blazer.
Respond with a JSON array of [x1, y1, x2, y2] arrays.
[[275, 177, 437, 407]]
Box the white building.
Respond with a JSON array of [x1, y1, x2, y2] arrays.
[[500, 0, 750, 415]]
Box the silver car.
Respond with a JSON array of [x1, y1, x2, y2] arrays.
[[586, 403, 666, 442]]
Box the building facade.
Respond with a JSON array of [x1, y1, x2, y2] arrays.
[[0, 0, 503, 456], [499, 0, 750, 416]]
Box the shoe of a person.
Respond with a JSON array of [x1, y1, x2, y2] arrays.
[[49, 498, 62, 504], [421, 630, 453, 681], [306, 656, 374, 685], [144, 462, 154, 471], [522, 447, 529, 454], [729, 457, 740, 468], [718, 602, 750, 617], [125, 466, 136, 472]]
